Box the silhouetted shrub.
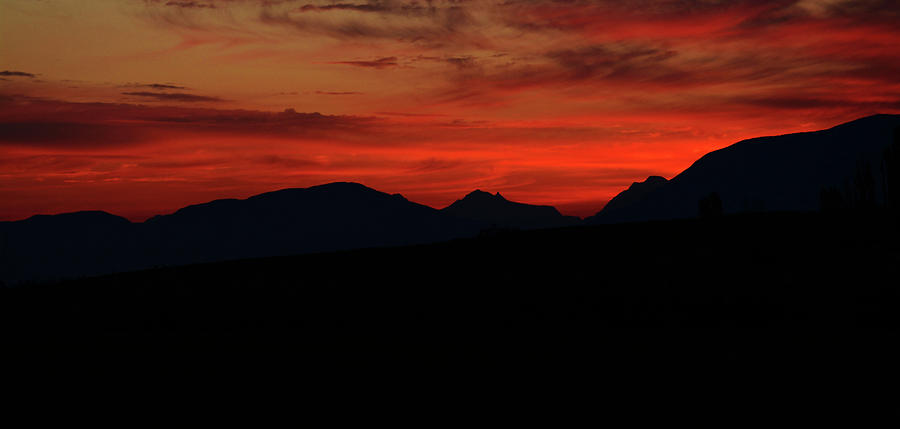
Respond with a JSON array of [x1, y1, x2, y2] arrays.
[[853, 160, 876, 209], [820, 186, 846, 212], [741, 198, 766, 213], [698, 192, 723, 218]]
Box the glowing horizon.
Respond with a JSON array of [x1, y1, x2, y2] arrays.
[[2, 0, 899, 221]]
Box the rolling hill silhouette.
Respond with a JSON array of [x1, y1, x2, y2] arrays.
[[0, 211, 141, 284], [588, 114, 900, 223], [142, 182, 480, 265], [441, 190, 580, 230], [0, 182, 484, 284]]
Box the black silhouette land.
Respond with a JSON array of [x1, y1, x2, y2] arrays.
[[2, 115, 899, 385], [587, 114, 900, 223], [441, 189, 581, 230]]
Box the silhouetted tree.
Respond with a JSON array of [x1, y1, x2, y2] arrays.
[[820, 186, 846, 212], [853, 160, 876, 210], [698, 192, 723, 219], [882, 127, 900, 213]]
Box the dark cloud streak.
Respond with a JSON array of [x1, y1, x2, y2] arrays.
[[0, 122, 153, 147], [130, 83, 188, 90], [298, 3, 388, 13], [329, 57, 399, 68], [0, 71, 36, 78], [164, 1, 216, 8], [122, 91, 224, 102], [0, 95, 380, 148], [257, 2, 473, 44], [315, 91, 363, 95]]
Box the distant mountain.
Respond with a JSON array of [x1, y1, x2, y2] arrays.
[[599, 176, 668, 215], [0, 211, 140, 284], [441, 190, 581, 230], [0, 182, 482, 284], [143, 182, 481, 265], [588, 114, 900, 224], [0, 183, 584, 284]]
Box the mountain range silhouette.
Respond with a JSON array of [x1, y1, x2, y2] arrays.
[[2, 114, 899, 284], [588, 114, 900, 223], [0, 182, 573, 284], [141, 182, 480, 264]]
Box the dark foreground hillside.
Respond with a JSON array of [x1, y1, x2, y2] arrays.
[[4, 210, 898, 368], [5, 212, 899, 419]]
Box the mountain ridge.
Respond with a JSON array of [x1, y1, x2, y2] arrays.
[[441, 189, 580, 230], [1, 182, 488, 284], [588, 114, 900, 224]]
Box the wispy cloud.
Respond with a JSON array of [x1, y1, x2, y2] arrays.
[[122, 91, 224, 102], [297, 3, 388, 13], [0, 95, 379, 148], [133, 0, 900, 109], [124, 83, 188, 90], [0, 70, 35, 78], [315, 91, 363, 95], [162, 1, 215, 8], [329, 57, 399, 68], [257, 1, 474, 44]]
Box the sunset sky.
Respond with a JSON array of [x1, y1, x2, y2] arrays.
[[2, 0, 899, 221]]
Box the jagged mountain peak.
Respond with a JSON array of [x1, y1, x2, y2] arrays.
[[462, 189, 506, 201], [442, 189, 578, 230]]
